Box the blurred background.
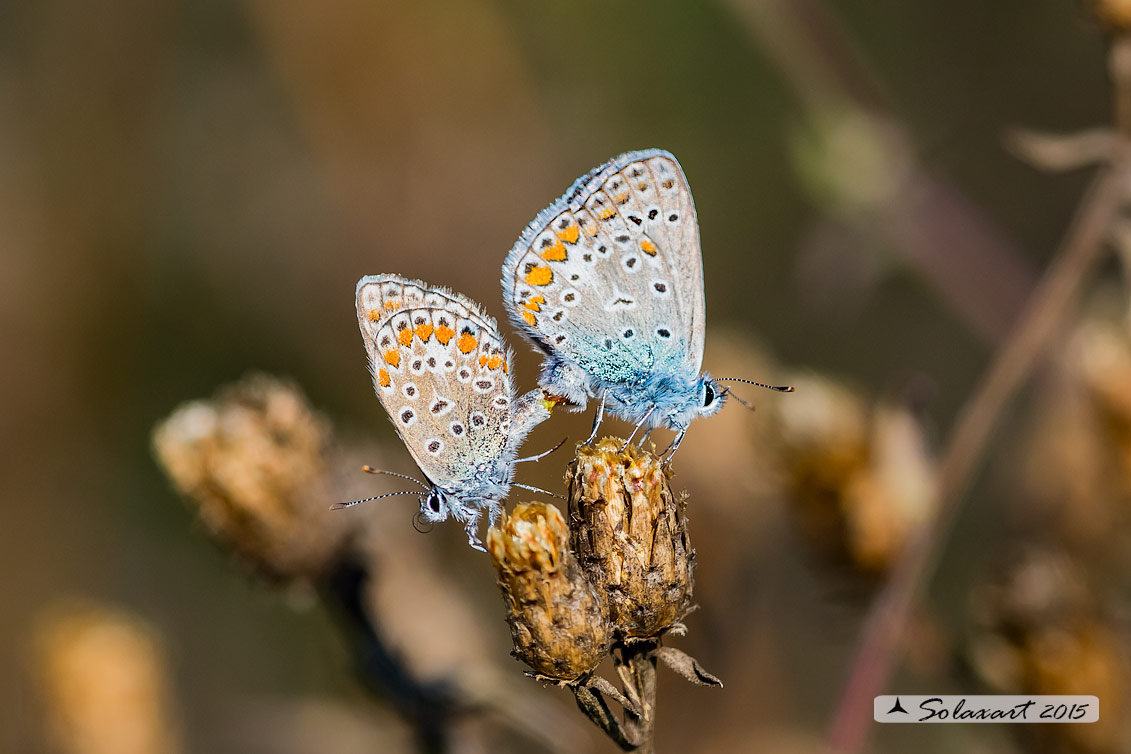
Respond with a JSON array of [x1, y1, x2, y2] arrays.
[[3, 0, 1129, 752]]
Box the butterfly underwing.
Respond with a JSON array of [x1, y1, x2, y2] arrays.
[[502, 149, 740, 455], [353, 274, 551, 548]]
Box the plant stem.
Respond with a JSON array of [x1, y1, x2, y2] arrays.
[[826, 36, 1131, 754], [624, 642, 658, 754]]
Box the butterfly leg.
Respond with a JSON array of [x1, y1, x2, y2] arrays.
[[661, 428, 687, 463], [463, 510, 486, 552], [620, 406, 655, 452], [486, 500, 505, 527], [583, 391, 606, 446]]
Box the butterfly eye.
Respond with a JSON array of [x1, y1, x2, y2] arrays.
[[427, 491, 442, 513], [703, 384, 716, 408]]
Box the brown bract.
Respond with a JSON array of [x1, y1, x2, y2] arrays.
[[487, 502, 610, 681], [568, 439, 694, 639]]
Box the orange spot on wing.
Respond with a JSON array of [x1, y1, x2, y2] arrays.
[[556, 225, 580, 244], [367, 309, 382, 321], [415, 323, 433, 342], [457, 333, 478, 354], [397, 328, 414, 347], [523, 295, 545, 312], [383, 350, 401, 368], [521, 310, 536, 326], [541, 240, 567, 262], [479, 354, 488, 368], [524, 265, 553, 286], [435, 325, 454, 345], [640, 239, 657, 256], [614, 191, 630, 204], [378, 368, 390, 387], [598, 207, 616, 221], [503, 361, 509, 374], [384, 299, 401, 311], [487, 355, 503, 371]]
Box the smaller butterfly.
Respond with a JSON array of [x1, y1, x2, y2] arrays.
[[502, 149, 791, 458], [335, 274, 556, 550]]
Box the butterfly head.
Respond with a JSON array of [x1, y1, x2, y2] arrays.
[[418, 468, 512, 525], [697, 374, 728, 419], [419, 487, 450, 523], [647, 373, 728, 431]]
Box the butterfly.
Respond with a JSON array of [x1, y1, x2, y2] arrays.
[[502, 149, 791, 457], [337, 275, 555, 549]]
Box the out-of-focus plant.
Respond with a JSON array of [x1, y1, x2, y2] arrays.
[[772, 374, 935, 581], [724, 0, 1037, 344], [153, 373, 349, 581], [968, 547, 1130, 754], [1021, 305, 1131, 564], [32, 602, 182, 754]]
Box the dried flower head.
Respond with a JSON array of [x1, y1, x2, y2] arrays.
[[968, 548, 1129, 754], [487, 502, 610, 681], [1021, 313, 1131, 557], [568, 439, 694, 639], [1076, 317, 1131, 488], [152, 373, 349, 579], [774, 374, 935, 577], [32, 602, 181, 754]]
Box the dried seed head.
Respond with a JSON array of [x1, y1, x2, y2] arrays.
[[968, 548, 1128, 754], [487, 502, 610, 681], [774, 375, 935, 577], [32, 602, 181, 754], [568, 439, 693, 639], [1021, 313, 1131, 555], [152, 373, 349, 579]]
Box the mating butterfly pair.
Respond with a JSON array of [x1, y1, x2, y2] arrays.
[[338, 149, 790, 549]]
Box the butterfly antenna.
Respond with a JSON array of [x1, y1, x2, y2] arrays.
[[330, 490, 420, 510], [361, 465, 430, 489], [713, 378, 795, 393], [719, 386, 757, 412], [513, 482, 565, 500], [514, 436, 569, 463]]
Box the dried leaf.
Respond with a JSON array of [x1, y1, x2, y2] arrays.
[[656, 647, 724, 688], [585, 674, 642, 717], [571, 685, 641, 751]]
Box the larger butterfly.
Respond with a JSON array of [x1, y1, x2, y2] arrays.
[[341, 275, 553, 549], [502, 149, 790, 456]]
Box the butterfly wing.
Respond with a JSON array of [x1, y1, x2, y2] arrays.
[[502, 150, 705, 391], [357, 275, 520, 498]]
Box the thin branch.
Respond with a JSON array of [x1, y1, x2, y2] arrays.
[[826, 36, 1131, 754]]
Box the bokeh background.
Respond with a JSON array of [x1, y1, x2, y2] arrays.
[[3, 1, 1129, 752]]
